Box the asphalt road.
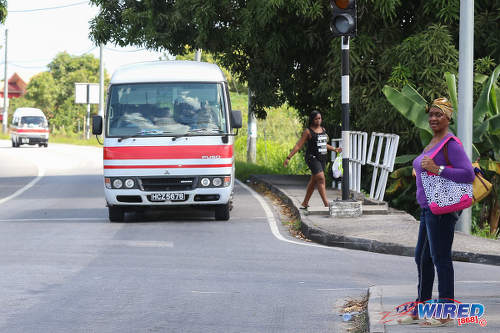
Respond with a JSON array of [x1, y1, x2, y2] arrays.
[[0, 140, 499, 333]]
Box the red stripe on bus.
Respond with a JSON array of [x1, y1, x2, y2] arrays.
[[13, 129, 49, 133], [104, 145, 233, 160], [104, 164, 233, 169]]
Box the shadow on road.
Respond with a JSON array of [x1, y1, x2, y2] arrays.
[[121, 206, 223, 223]]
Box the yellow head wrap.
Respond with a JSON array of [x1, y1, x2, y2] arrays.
[[426, 97, 453, 120]]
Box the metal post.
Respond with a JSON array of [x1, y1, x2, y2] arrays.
[[341, 36, 350, 200], [86, 84, 91, 140], [456, 0, 474, 234], [247, 88, 257, 163], [194, 49, 202, 62], [99, 43, 104, 117], [2, 29, 8, 133]]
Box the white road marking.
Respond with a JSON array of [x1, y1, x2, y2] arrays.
[[0, 165, 45, 206], [111, 240, 174, 248], [316, 288, 368, 291], [191, 291, 220, 294], [456, 281, 500, 284], [236, 179, 345, 251], [191, 290, 238, 294], [0, 217, 105, 222]]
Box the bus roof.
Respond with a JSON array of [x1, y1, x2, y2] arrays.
[[13, 108, 45, 117], [110, 61, 227, 85]]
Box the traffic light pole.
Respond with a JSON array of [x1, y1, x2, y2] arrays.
[[341, 36, 350, 200]]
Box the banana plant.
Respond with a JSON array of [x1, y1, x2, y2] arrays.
[[383, 64, 500, 166], [383, 65, 500, 235]]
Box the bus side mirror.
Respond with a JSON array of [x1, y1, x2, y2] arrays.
[[231, 110, 242, 129], [92, 115, 103, 135]]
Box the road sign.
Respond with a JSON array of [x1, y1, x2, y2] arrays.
[[75, 83, 99, 104]]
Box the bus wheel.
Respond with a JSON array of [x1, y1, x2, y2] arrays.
[[214, 204, 230, 221], [108, 206, 125, 222]]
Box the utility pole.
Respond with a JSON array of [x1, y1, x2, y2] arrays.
[[99, 43, 104, 118], [247, 88, 257, 163], [456, 0, 474, 234], [2, 29, 8, 133]]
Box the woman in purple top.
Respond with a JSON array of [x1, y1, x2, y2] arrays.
[[398, 98, 474, 327]]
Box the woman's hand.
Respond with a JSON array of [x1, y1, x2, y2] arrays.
[[283, 157, 290, 168], [336, 147, 342, 153], [421, 156, 440, 174]]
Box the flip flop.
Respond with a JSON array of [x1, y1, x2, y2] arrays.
[[419, 318, 455, 327], [299, 205, 309, 210], [397, 315, 422, 325]]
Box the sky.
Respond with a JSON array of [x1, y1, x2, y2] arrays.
[[3, 0, 169, 82]]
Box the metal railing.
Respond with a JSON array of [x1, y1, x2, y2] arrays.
[[331, 131, 368, 193], [366, 133, 400, 201]]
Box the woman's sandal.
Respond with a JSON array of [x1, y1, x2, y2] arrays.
[[299, 204, 309, 210], [397, 315, 422, 325], [419, 318, 454, 327]]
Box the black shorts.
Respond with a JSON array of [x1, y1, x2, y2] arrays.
[[306, 156, 326, 175]]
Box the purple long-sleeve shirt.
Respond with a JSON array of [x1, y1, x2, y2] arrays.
[[413, 133, 475, 208]]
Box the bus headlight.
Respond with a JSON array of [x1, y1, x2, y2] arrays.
[[212, 177, 222, 187], [201, 178, 210, 187], [113, 179, 123, 189], [124, 178, 135, 188]]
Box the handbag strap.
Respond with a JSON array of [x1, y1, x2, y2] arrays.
[[428, 134, 462, 159], [443, 143, 451, 166]]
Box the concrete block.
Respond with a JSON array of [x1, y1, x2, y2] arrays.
[[329, 200, 362, 218], [306, 206, 330, 215]]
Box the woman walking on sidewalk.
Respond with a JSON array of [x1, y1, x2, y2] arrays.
[[398, 98, 474, 327], [283, 111, 341, 208]]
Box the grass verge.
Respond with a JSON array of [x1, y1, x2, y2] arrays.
[[249, 181, 309, 241]]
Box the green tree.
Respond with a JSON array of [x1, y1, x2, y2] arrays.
[[89, 0, 499, 152], [11, 52, 109, 132], [162, 47, 246, 93], [0, 0, 6, 24]]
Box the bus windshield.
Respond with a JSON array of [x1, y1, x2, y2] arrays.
[[21, 116, 47, 128], [106, 83, 227, 137]]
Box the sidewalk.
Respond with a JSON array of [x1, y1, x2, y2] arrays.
[[249, 174, 500, 333], [369, 282, 500, 332]]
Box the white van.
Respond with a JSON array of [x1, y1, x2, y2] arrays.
[[10, 108, 49, 147], [92, 61, 242, 222]]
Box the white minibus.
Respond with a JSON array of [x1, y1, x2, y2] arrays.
[[92, 61, 242, 222]]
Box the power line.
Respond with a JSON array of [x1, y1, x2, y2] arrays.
[[9, 1, 88, 13], [104, 47, 147, 53], [7, 63, 48, 69], [79, 46, 97, 56]]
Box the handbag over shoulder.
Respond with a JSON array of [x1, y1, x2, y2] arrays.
[[421, 135, 473, 215], [441, 143, 493, 205]]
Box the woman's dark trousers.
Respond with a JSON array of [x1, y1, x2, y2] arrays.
[[414, 208, 458, 304]]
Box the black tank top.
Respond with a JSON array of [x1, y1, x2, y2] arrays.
[[306, 127, 328, 161]]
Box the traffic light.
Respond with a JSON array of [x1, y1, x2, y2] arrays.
[[330, 0, 357, 37]]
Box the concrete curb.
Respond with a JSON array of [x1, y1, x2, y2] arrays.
[[368, 286, 385, 333], [249, 175, 500, 266]]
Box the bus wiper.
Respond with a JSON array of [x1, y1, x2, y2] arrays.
[[187, 128, 225, 134], [117, 130, 176, 142]]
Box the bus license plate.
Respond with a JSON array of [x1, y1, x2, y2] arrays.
[[150, 193, 185, 202]]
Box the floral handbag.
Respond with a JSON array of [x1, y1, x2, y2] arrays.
[[421, 135, 473, 215]]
